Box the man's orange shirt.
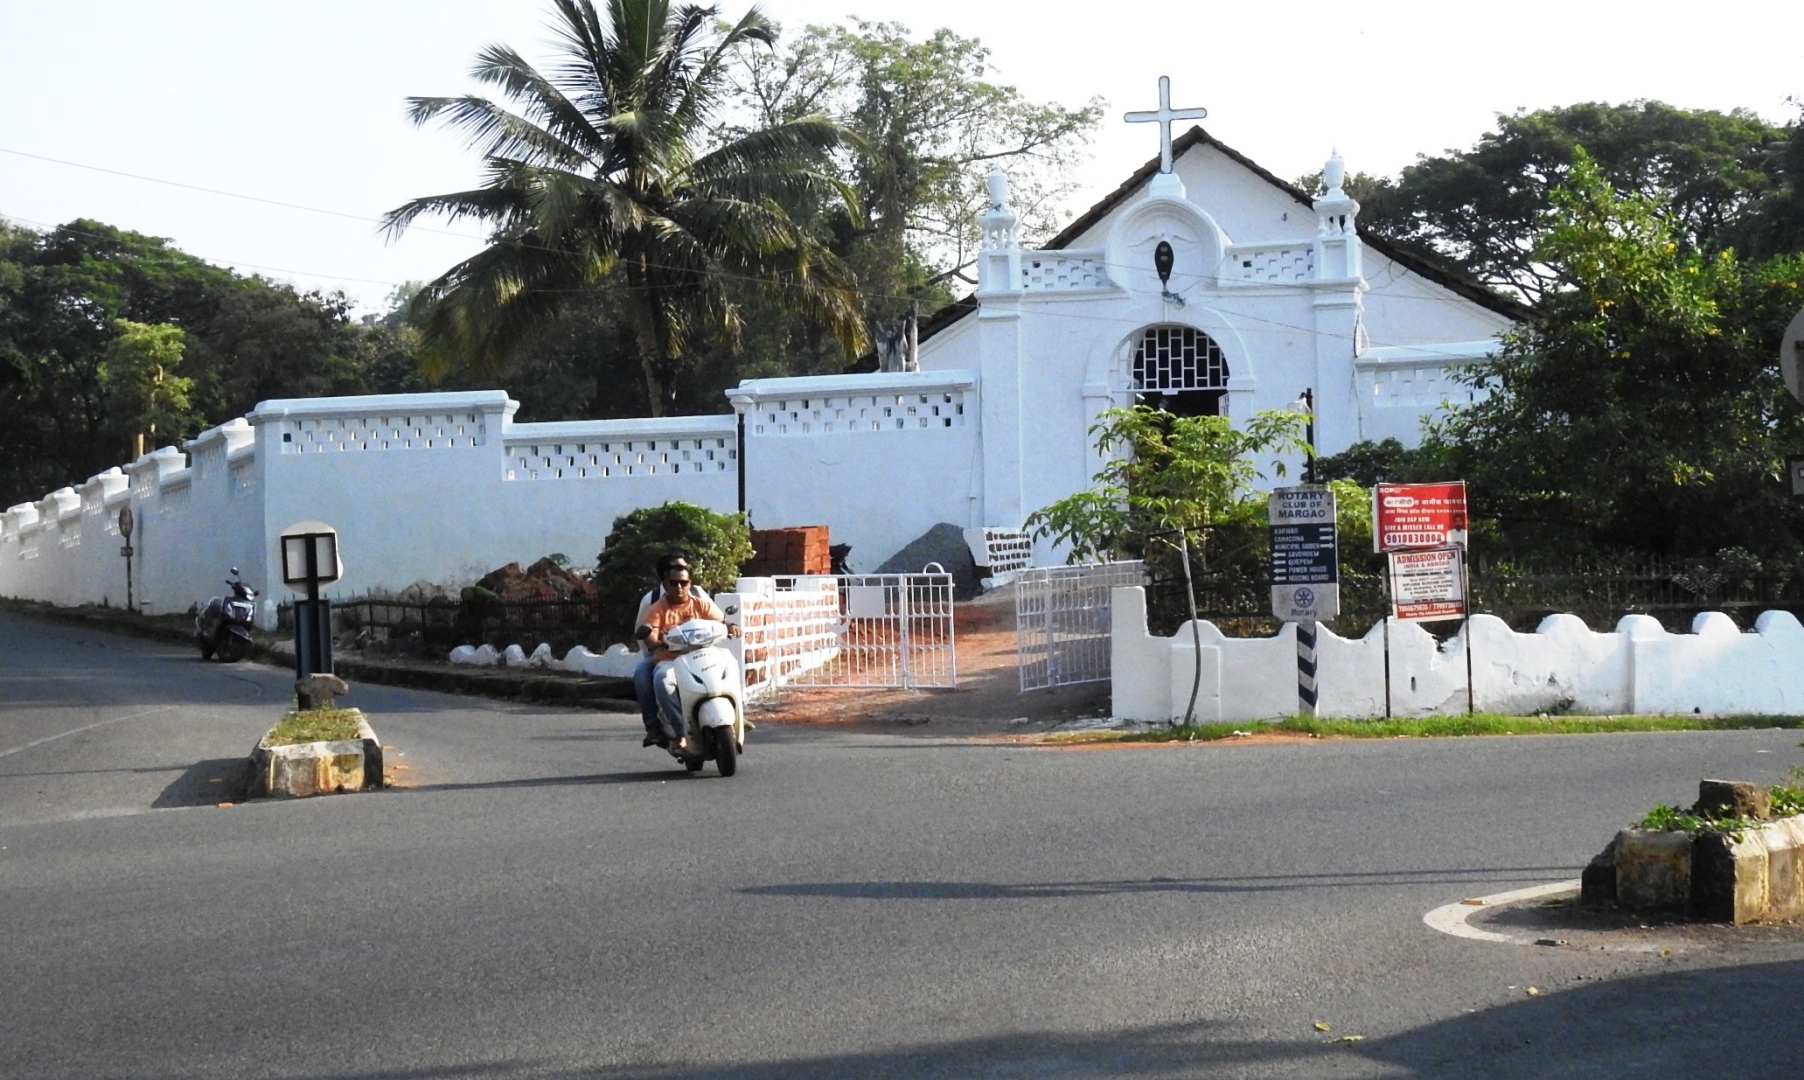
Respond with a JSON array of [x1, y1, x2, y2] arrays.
[[644, 592, 725, 662]]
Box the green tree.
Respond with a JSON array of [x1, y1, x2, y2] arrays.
[[1025, 405, 1309, 563], [385, 0, 866, 417], [1739, 102, 1804, 259], [100, 320, 199, 457], [0, 219, 422, 507], [590, 501, 752, 637], [1433, 151, 1804, 556], [1355, 101, 1793, 305], [725, 21, 1103, 313]]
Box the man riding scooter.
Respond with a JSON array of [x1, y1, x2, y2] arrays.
[[635, 559, 737, 752], [633, 554, 709, 747]]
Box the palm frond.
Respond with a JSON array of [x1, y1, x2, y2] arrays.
[[405, 94, 589, 171], [380, 184, 532, 242], [468, 43, 610, 162]]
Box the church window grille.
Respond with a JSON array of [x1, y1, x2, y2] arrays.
[[1131, 326, 1229, 392]]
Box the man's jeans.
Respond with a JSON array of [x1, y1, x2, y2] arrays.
[[633, 652, 659, 734], [652, 660, 687, 740]]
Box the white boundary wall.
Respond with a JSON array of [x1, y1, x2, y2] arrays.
[[1110, 587, 1804, 722], [1, 375, 985, 617], [735, 371, 981, 574]]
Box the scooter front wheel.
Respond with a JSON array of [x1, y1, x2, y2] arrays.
[[697, 699, 738, 777], [217, 633, 249, 663]]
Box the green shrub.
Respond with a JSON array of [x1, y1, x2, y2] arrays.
[[590, 502, 753, 639]]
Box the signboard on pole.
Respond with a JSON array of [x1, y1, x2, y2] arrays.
[[1388, 546, 1466, 623], [1269, 486, 1339, 622], [1373, 482, 1469, 552]]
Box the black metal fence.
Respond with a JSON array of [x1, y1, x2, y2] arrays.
[[280, 596, 628, 657], [1147, 554, 1804, 639]]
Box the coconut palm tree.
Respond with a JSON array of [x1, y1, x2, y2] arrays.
[[383, 0, 865, 416]]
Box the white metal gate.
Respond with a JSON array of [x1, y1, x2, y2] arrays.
[[1015, 561, 1146, 691], [737, 573, 956, 691]]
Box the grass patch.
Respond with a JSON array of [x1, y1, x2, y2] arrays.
[[264, 708, 363, 746], [1052, 712, 1804, 744]]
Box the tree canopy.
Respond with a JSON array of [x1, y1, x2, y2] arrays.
[[1352, 101, 1799, 305], [1426, 152, 1804, 557], [384, 0, 867, 417], [0, 219, 421, 508], [723, 20, 1102, 316]]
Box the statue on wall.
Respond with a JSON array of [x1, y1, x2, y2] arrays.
[[873, 316, 918, 373]]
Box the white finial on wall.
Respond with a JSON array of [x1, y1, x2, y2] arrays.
[[1323, 149, 1347, 199], [986, 168, 1010, 211]]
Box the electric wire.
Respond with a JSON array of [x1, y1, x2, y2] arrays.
[[2, 144, 1516, 346]]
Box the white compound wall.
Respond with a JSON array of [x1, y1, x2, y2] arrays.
[[1110, 587, 1804, 722], [1, 376, 989, 616]]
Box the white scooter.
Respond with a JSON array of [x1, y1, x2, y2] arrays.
[[657, 616, 747, 777]]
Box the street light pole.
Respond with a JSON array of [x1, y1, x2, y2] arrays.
[[1291, 388, 1316, 484]]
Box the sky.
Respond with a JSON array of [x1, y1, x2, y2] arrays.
[[1, 0, 1798, 316]]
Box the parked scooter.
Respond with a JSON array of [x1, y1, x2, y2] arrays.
[[655, 615, 747, 777], [196, 568, 256, 662]]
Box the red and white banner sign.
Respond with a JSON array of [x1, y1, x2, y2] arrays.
[[1388, 547, 1466, 623], [1373, 481, 1469, 552]]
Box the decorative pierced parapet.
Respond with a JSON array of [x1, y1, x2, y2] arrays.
[[1366, 364, 1467, 409], [250, 391, 514, 455], [1226, 242, 1316, 283], [753, 390, 968, 435], [1020, 250, 1112, 291], [273, 410, 490, 453], [1357, 342, 1498, 410], [79, 468, 128, 518], [733, 371, 977, 437], [503, 417, 736, 481], [964, 528, 1034, 575]]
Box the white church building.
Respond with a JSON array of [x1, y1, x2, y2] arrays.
[[0, 114, 1521, 615]]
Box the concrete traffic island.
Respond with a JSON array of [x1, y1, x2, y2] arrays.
[[1582, 780, 1804, 924], [249, 675, 385, 799]]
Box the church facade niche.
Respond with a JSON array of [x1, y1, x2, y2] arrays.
[[1105, 196, 1224, 298], [1126, 325, 1229, 417]]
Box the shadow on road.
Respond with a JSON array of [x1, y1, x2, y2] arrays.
[[151, 757, 252, 807], [103, 963, 1804, 1078], [742, 865, 1581, 901], [1367, 957, 1804, 1076], [404, 769, 689, 793], [112, 1018, 1352, 1079]]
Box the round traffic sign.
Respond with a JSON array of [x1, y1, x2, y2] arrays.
[[1783, 307, 1804, 406]]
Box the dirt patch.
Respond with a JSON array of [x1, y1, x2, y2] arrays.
[[753, 590, 1112, 738]]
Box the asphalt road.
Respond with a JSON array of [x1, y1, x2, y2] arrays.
[[4, 608, 1803, 1079]]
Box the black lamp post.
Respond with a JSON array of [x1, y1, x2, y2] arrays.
[[1291, 388, 1316, 484]]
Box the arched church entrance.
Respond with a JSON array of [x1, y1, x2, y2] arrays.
[[1128, 325, 1229, 417]]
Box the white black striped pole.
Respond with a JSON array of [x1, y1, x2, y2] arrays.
[[1297, 620, 1319, 717]]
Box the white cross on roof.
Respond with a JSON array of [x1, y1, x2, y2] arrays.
[[1124, 76, 1208, 175]]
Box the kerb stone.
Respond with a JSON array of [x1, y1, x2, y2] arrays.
[[1613, 829, 1692, 911], [1694, 779, 1771, 821]]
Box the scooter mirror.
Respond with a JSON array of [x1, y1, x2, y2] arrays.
[[229, 567, 240, 576], [723, 604, 739, 615]]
